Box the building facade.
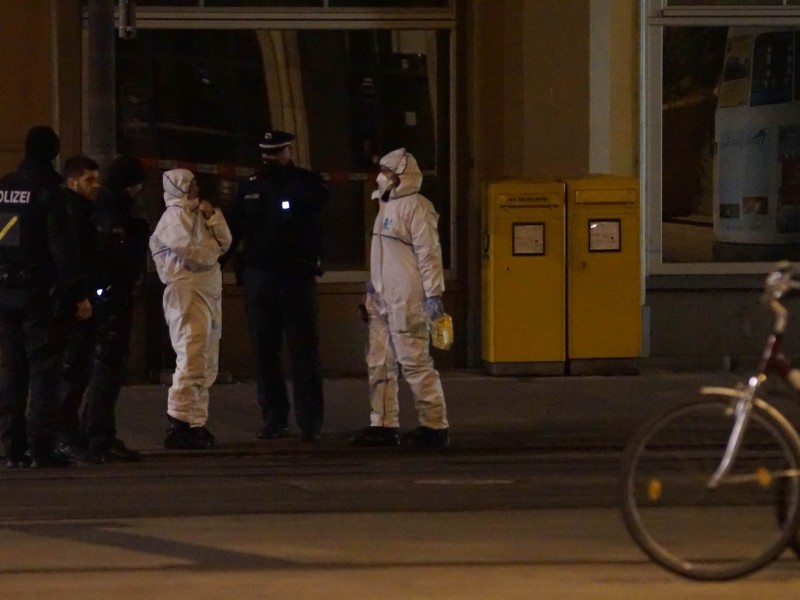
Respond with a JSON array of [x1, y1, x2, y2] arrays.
[[2, 0, 795, 380]]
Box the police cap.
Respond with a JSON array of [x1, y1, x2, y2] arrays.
[[259, 130, 295, 153]]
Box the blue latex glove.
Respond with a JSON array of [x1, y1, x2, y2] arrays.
[[367, 281, 376, 295], [423, 296, 444, 320]]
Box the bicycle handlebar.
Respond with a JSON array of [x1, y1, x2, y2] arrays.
[[762, 261, 800, 333]]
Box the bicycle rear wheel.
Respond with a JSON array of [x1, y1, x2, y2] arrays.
[[620, 395, 800, 580]]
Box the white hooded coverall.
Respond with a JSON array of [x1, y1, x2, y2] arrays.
[[149, 169, 232, 427], [366, 148, 449, 429]]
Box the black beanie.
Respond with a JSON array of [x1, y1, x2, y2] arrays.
[[106, 155, 145, 190], [24, 126, 60, 162]]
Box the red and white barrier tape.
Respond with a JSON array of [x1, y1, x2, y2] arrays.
[[137, 157, 434, 182]]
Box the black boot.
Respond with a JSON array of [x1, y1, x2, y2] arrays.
[[100, 439, 141, 463], [6, 450, 31, 469], [401, 426, 450, 449], [30, 442, 76, 469], [165, 415, 214, 450], [193, 426, 217, 448], [350, 426, 401, 447]]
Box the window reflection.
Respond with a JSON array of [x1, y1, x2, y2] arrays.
[[116, 28, 451, 271], [134, 1, 452, 9], [666, 1, 785, 6], [662, 26, 800, 263]]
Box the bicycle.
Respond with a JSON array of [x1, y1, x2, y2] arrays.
[[619, 262, 800, 581]]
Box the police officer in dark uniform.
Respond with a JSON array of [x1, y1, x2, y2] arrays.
[[0, 126, 89, 468], [81, 155, 150, 463], [229, 130, 328, 442]]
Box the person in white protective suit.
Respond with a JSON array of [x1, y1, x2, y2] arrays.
[[350, 148, 450, 448], [149, 169, 232, 450]]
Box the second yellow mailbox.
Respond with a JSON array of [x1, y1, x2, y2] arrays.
[[565, 176, 641, 360]]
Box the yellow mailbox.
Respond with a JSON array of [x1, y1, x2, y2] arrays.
[[482, 180, 566, 375], [565, 176, 641, 361]]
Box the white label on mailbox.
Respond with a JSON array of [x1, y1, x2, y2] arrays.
[[589, 219, 621, 252], [513, 222, 545, 255]]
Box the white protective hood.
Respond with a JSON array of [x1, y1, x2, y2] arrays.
[[379, 148, 423, 200], [162, 168, 199, 210]]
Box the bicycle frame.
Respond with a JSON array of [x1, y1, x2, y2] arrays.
[[700, 265, 800, 489]]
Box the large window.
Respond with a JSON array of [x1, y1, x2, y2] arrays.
[[116, 26, 452, 272], [666, 1, 800, 5], [135, 1, 452, 6], [645, 1, 800, 272]]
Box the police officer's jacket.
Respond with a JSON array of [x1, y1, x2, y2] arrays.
[[52, 186, 99, 305], [92, 185, 150, 302], [0, 158, 82, 294], [230, 160, 327, 276]]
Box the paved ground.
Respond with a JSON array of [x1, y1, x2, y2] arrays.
[[3, 369, 800, 597], [1, 509, 799, 599], [116, 369, 753, 456]]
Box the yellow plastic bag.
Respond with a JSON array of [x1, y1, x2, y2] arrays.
[[431, 313, 454, 350]]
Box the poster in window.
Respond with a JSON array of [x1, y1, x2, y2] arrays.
[[718, 35, 753, 108], [512, 222, 544, 256]]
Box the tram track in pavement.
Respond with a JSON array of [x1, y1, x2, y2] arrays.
[[0, 444, 624, 521]]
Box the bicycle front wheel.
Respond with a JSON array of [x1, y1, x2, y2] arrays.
[[620, 395, 800, 581]]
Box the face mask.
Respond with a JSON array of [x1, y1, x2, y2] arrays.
[[376, 172, 394, 195], [184, 197, 200, 212]]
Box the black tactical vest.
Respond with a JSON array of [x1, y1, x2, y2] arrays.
[[0, 171, 51, 283]]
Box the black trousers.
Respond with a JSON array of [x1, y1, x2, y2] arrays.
[[0, 288, 62, 459], [58, 316, 95, 444], [243, 267, 324, 434], [81, 297, 133, 453]]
